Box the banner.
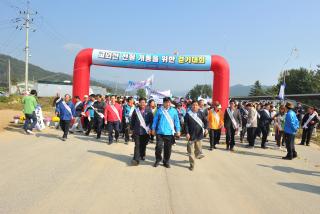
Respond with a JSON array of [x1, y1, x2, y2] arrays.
[[92, 49, 211, 71], [125, 75, 154, 91], [35, 105, 45, 130], [278, 84, 285, 100]]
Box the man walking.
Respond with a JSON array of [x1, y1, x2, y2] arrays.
[[131, 97, 153, 166], [84, 94, 96, 136], [224, 100, 241, 151], [283, 102, 299, 160], [22, 89, 38, 134], [92, 94, 106, 139], [300, 107, 319, 146], [258, 104, 273, 149], [239, 102, 248, 143], [56, 94, 75, 141], [123, 97, 135, 144], [104, 95, 123, 144], [246, 103, 258, 148], [208, 101, 224, 150], [152, 97, 181, 168], [185, 100, 208, 171], [70, 96, 84, 133]]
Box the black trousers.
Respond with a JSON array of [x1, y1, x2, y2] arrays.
[[108, 121, 120, 143], [255, 127, 261, 138], [240, 124, 247, 142], [247, 127, 256, 146], [150, 134, 155, 142], [83, 117, 89, 131], [123, 122, 132, 142], [133, 134, 150, 162], [94, 117, 104, 138], [209, 129, 221, 147], [155, 135, 174, 164], [284, 133, 297, 158], [275, 130, 285, 146], [301, 128, 313, 145], [85, 118, 94, 135], [225, 126, 236, 148], [60, 120, 71, 138], [260, 125, 269, 147]]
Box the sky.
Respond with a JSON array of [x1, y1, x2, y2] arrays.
[[0, 0, 319, 93]]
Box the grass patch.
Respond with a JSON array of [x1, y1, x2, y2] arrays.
[[0, 95, 56, 112]]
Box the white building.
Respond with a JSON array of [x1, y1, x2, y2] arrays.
[[10, 81, 106, 97]]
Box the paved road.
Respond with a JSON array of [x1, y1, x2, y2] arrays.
[[0, 125, 319, 214]]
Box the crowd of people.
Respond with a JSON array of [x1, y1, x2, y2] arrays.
[[22, 90, 319, 170]]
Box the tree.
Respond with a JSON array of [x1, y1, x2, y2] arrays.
[[249, 80, 264, 96], [136, 88, 146, 98], [186, 84, 212, 100], [277, 68, 317, 94]]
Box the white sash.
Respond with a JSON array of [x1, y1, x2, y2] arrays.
[[212, 109, 220, 123], [129, 106, 135, 117], [62, 101, 73, 119], [246, 109, 257, 128], [126, 106, 135, 123], [55, 97, 62, 104], [110, 104, 121, 121], [263, 109, 271, 118], [90, 101, 104, 119], [303, 113, 317, 129], [75, 101, 82, 109], [136, 108, 150, 133], [227, 108, 238, 129], [188, 110, 205, 134], [161, 107, 175, 135]]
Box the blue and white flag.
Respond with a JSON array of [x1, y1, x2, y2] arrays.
[[146, 86, 171, 98], [278, 84, 285, 100], [125, 75, 154, 91]]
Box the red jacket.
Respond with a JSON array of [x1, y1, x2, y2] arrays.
[[104, 103, 123, 122]]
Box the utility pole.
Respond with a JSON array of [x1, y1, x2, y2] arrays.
[[24, 4, 30, 93], [8, 59, 11, 95], [13, 1, 37, 93]]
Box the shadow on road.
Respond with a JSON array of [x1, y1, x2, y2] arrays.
[[88, 149, 189, 169], [35, 132, 60, 139], [88, 150, 133, 166], [4, 124, 24, 134], [278, 182, 320, 195], [258, 164, 320, 177], [235, 150, 281, 159]]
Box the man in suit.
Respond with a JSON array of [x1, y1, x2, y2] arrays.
[[185, 100, 208, 171], [131, 97, 153, 166], [246, 103, 258, 148], [224, 100, 242, 151], [300, 107, 319, 146], [258, 104, 273, 149]]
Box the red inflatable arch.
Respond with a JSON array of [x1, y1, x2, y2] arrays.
[[73, 48, 230, 110]]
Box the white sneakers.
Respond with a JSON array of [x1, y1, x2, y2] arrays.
[[26, 130, 34, 135]]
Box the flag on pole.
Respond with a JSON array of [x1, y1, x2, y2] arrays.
[[125, 75, 154, 91], [278, 84, 285, 100], [145, 86, 171, 98]]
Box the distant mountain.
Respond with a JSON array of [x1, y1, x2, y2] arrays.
[[95, 79, 127, 93], [230, 84, 272, 97], [172, 84, 272, 97], [0, 53, 113, 91]]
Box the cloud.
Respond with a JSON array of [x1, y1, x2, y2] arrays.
[[63, 43, 83, 52]]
